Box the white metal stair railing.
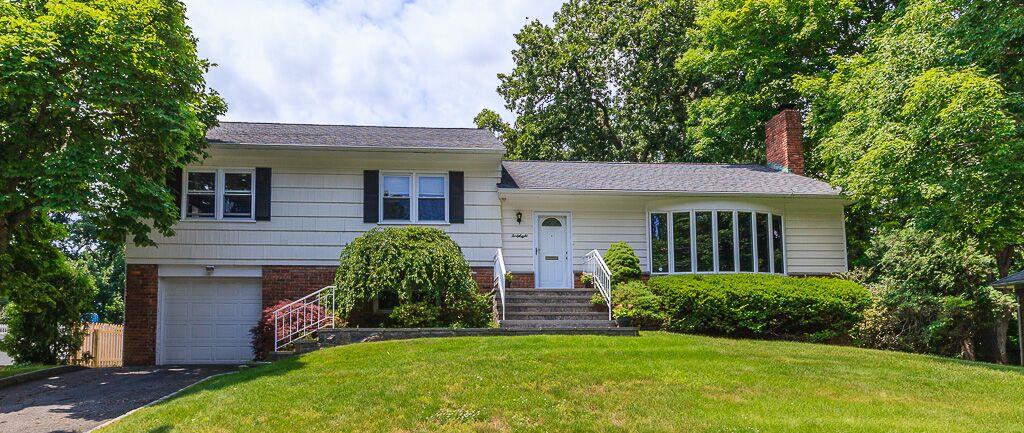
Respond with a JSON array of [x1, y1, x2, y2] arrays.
[[493, 249, 507, 321], [272, 285, 338, 351], [584, 249, 613, 320]]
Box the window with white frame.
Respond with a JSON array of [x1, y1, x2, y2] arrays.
[[649, 210, 784, 274], [184, 169, 254, 220], [381, 173, 447, 222]]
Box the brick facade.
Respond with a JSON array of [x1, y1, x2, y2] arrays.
[[261, 266, 338, 309], [122, 264, 501, 365], [765, 109, 805, 175], [124, 264, 158, 366], [470, 266, 494, 293]]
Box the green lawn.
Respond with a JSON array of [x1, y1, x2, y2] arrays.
[[0, 364, 54, 379], [100, 332, 1024, 433]]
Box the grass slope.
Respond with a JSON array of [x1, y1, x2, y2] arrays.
[[0, 364, 54, 379], [101, 333, 1024, 433]]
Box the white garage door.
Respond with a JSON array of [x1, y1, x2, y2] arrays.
[[159, 277, 262, 365]]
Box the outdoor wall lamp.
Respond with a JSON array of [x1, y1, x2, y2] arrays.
[[516, 211, 522, 224]]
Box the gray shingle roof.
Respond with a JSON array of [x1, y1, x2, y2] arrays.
[[499, 161, 840, 196], [206, 122, 504, 151], [994, 270, 1024, 288]]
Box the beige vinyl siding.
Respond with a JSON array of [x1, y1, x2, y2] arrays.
[[126, 148, 503, 267], [499, 195, 649, 273], [781, 200, 848, 275], [500, 194, 848, 276]]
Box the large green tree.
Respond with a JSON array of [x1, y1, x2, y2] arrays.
[[480, 0, 696, 161], [479, 0, 891, 163], [798, 0, 1024, 276], [0, 0, 226, 256], [1, 0, 224, 361]]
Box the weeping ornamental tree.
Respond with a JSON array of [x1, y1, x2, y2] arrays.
[[1, 0, 225, 362], [333, 227, 491, 328]]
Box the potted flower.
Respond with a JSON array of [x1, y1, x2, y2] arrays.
[[504, 271, 514, 287], [579, 272, 594, 288], [612, 303, 633, 327]]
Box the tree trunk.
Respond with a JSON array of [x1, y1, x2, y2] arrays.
[[995, 245, 1015, 278], [960, 337, 976, 361], [995, 314, 1010, 364]]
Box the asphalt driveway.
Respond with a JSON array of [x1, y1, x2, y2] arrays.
[[0, 365, 237, 433]]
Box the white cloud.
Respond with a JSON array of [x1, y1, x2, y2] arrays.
[[183, 0, 563, 127]]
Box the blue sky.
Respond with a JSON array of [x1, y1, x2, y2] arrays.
[[183, 0, 563, 127]]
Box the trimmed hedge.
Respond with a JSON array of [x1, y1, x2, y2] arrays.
[[648, 274, 871, 342], [610, 281, 667, 330]]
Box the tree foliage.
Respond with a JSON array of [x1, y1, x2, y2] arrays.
[[798, 0, 1024, 274], [479, 0, 891, 163], [0, 0, 222, 361], [334, 227, 491, 328], [0, 0, 226, 254], [853, 227, 1015, 360], [0, 214, 95, 364], [53, 213, 125, 323]]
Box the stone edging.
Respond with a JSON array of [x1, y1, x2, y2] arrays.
[[0, 365, 86, 390]]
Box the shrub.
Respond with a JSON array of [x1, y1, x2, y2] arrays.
[[387, 302, 442, 328], [0, 219, 96, 364], [334, 227, 491, 328], [603, 242, 641, 285], [250, 299, 335, 359], [649, 274, 871, 342], [853, 227, 1011, 361], [610, 281, 666, 330]]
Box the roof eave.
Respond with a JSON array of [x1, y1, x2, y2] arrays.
[[497, 187, 844, 199]]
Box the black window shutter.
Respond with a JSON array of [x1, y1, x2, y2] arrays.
[[166, 167, 183, 215], [364, 170, 379, 223], [449, 171, 464, 224], [255, 167, 272, 221]]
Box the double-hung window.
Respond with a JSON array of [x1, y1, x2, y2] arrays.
[[184, 169, 254, 220], [381, 173, 447, 223]]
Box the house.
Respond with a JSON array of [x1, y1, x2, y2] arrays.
[[123, 109, 848, 365]]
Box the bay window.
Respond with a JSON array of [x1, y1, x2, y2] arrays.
[[649, 209, 785, 274], [381, 173, 448, 223]]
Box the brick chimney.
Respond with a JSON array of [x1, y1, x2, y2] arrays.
[[765, 109, 805, 175]]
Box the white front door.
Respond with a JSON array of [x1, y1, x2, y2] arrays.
[[536, 215, 570, 288]]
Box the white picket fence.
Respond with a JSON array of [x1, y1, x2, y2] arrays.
[[0, 324, 11, 365]]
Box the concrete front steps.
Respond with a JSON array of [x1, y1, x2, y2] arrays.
[[499, 288, 616, 329]]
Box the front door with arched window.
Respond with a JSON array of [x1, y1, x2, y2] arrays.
[[535, 214, 571, 288]]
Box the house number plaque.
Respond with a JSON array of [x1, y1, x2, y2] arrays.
[[512, 233, 529, 239]]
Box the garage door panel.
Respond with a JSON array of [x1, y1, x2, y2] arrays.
[[159, 277, 261, 365]]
